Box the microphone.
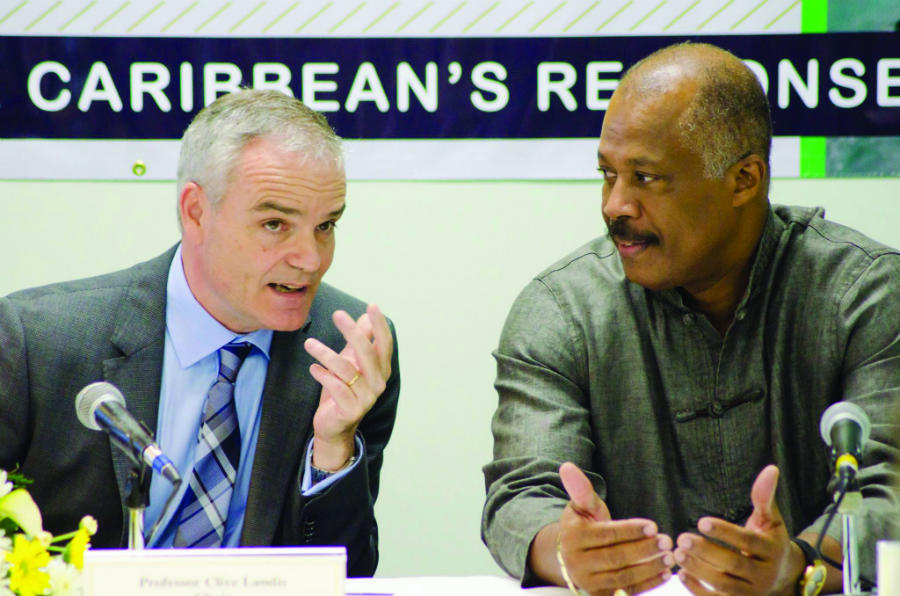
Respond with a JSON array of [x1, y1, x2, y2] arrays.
[[819, 401, 871, 476], [75, 382, 181, 485]]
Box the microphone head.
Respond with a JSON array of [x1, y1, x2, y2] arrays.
[[75, 382, 126, 431], [819, 401, 871, 448]]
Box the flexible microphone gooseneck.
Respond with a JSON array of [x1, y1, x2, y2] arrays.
[[75, 381, 181, 484]]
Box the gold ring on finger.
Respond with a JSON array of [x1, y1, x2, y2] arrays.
[[613, 590, 629, 596], [346, 372, 361, 387]]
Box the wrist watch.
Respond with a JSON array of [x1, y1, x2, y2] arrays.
[[792, 538, 826, 596]]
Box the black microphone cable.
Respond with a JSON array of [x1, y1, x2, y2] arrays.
[[812, 468, 876, 590], [143, 477, 184, 547]]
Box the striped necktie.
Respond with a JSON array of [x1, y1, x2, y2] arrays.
[[173, 342, 252, 547]]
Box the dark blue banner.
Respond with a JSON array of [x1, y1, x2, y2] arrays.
[[1, 33, 898, 140]]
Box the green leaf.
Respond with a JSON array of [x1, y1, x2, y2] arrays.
[[7, 470, 34, 488]]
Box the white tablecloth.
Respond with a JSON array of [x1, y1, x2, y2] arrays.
[[346, 575, 691, 595]]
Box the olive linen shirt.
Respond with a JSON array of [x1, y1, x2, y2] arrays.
[[482, 204, 900, 583]]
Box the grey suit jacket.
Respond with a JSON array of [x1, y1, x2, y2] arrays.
[[0, 246, 400, 576]]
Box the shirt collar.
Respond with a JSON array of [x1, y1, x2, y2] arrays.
[[733, 205, 784, 309], [166, 245, 273, 369]]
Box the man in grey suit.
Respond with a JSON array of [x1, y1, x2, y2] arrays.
[[0, 89, 399, 576]]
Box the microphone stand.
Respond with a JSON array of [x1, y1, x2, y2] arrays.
[[124, 460, 151, 550], [836, 472, 867, 595], [818, 402, 873, 595]]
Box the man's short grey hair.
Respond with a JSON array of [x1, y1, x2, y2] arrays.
[[678, 63, 772, 179], [622, 42, 772, 180], [176, 89, 343, 226]]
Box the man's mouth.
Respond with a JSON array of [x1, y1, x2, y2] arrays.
[[616, 239, 647, 248], [614, 238, 651, 257], [607, 218, 659, 255], [269, 283, 307, 294]]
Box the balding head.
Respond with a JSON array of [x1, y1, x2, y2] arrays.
[[615, 42, 772, 181]]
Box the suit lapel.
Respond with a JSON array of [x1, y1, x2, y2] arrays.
[[100, 248, 174, 528], [241, 327, 318, 545]]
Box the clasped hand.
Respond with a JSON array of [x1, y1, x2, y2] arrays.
[[555, 463, 802, 596], [303, 304, 392, 471]]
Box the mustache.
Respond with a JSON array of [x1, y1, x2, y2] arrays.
[[606, 218, 659, 245]]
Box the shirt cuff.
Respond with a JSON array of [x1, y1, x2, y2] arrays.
[[300, 435, 364, 496]]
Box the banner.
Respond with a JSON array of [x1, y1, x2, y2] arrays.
[[0, 0, 897, 179], [6, 33, 900, 140]]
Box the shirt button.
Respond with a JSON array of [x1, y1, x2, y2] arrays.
[[682, 313, 693, 325], [709, 401, 724, 417], [735, 310, 746, 321]]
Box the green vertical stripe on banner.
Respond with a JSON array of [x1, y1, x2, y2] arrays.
[[800, 137, 826, 178], [801, 0, 827, 32], [801, 2, 828, 177]]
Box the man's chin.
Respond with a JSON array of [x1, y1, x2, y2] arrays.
[[622, 266, 678, 292], [254, 304, 313, 332], [259, 285, 317, 330], [260, 310, 312, 332], [266, 321, 307, 332]]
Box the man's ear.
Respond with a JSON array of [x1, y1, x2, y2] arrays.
[[179, 182, 207, 238], [730, 154, 767, 208]]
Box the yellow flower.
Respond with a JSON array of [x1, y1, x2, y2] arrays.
[[63, 527, 91, 570], [5, 534, 51, 596]]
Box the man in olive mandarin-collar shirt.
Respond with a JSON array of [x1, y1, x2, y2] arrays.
[[483, 42, 899, 596]]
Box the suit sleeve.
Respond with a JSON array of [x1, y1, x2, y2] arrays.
[[282, 322, 400, 577], [0, 297, 30, 471]]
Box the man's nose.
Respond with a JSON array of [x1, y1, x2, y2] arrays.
[[602, 181, 640, 221], [285, 230, 322, 272]]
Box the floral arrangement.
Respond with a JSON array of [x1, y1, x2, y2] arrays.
[[0, 470, 96, 596]]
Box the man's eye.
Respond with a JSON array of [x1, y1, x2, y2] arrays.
[[317, 220, 337, 233], [597, 167, 616, 182], [263, 220, 284, 232], [635, 172, 657, 183]]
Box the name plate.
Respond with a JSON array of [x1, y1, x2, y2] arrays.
[[83, 547, 345, 596], [879, 541, 900, 596]]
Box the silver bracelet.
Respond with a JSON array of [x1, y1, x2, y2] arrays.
[[311, 455, 357, 476], [555, 533, 628, 596], [556, 533, 581, 596]]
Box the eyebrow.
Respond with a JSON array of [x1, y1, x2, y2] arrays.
[[596, 151, 661, 168], [253, 201, 346, 218]]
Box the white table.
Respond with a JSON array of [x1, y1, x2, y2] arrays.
[[346, 575, 691, 595]]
